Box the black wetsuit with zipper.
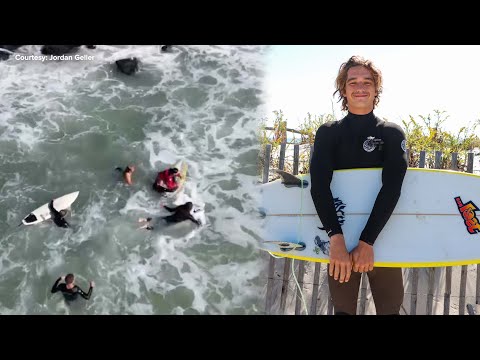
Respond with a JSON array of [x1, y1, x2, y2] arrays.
[[310, 110, 408, 245], [310, 110, 408, 315]]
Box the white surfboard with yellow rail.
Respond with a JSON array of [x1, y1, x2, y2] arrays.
[[170, 160, 188, 195], [260, 168, 480, 268]]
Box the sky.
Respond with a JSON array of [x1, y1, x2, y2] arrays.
[[263, 45, 480, 135]]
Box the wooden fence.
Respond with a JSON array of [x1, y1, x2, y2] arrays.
[[262, 143, 479, 315]]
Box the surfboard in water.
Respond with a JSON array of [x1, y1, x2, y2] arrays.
[[260, 168, 480, 268], [22, 191, 80, 226], [165, 160, 188, 197], [175, 160, 188, 190]]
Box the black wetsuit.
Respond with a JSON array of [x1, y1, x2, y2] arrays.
[[51, 278, 93, 302], [48, 200, 69, 228], [163, 203, 201, 226], [310, 111, 407, 245], [310, 110, 407, 315]]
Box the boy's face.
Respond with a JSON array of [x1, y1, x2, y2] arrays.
[[343, 65, 377, 114]]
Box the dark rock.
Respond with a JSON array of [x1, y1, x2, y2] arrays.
[[40, 45, 96, 56], [0, 51, 10, 61], [41, 45, 81, 55], [0, 45, 23, 61], [115, 57, 139, 75]]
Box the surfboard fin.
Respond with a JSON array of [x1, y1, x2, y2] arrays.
[[278, 241, 306, 252], [263, 241, 306, 252], [275, 169, 309, 188]]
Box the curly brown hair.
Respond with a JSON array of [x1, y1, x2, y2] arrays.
[[334, 55, 383, 112]]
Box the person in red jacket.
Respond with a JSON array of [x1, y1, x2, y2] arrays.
[[152, 167, 182, 193]]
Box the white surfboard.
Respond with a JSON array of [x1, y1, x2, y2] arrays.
[[22, 191, 80, 226], [260, 168, 480, 267], [176, 160, 188, 188], [191, 206, 206, 226]]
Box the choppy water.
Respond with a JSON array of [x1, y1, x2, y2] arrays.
[[0, 45, 267, 314]]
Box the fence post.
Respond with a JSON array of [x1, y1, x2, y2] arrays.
[[410, 151, 425, 315], [425, 151, 442, 315], [292, 144, 307, 315], [459, 152, 475, 314], [443, 153, 458, 315], [264, 145, 275, 314]]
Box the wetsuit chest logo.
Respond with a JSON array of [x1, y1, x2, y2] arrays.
[[363, 136, 383, 152]]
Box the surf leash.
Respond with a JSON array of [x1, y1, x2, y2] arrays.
[[290, 173, 308, 315]]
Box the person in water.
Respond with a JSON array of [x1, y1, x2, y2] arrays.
[[116, 165, 135, 185], [138, 202, 202, 230], [51, 273, 94, 302], [48, 199, 70, 228], [152, 167, 183, 193]]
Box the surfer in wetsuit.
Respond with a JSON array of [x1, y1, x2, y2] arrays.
[[163, 202, 201, 226], [48, 200, 70, 228], [51, 273, 94, 303], [310, 55, 408, 315], [138, 202, 202, 230]]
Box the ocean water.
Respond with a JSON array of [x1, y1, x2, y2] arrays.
[[0, 45, 267, 314]]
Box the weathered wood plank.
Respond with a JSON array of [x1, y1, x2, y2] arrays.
[[293, 144, 299, 175], [310, 263, 322, 315], [459, 265, 468, 315], [459, 153, 475, 315], [294, 260, 306, 315], [279, 258, 291, 314], [444, 267, 452, 315], [410, 151, 426, 315], [426, 151, 442, 315], [278, 143, 286, 172], [443, 153, 457, 315], [327, 294, 334, 315]]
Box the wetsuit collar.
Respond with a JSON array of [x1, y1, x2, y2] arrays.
[[344, 111, 377, 127], [346, 110, 375, 120]]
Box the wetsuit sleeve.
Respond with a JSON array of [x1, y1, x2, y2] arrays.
[[48, 200, 61, 217], [360, 124, 408, 245], [310, 124, 342, 237], [51, 277, 62, 293], [188, 214, 201, 226], [77, 286, 93, 300]]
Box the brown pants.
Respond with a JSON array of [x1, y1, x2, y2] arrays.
[[327, 266, 404, 315]]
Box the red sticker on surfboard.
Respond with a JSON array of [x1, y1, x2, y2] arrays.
[[455, 196, 480, 234]]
